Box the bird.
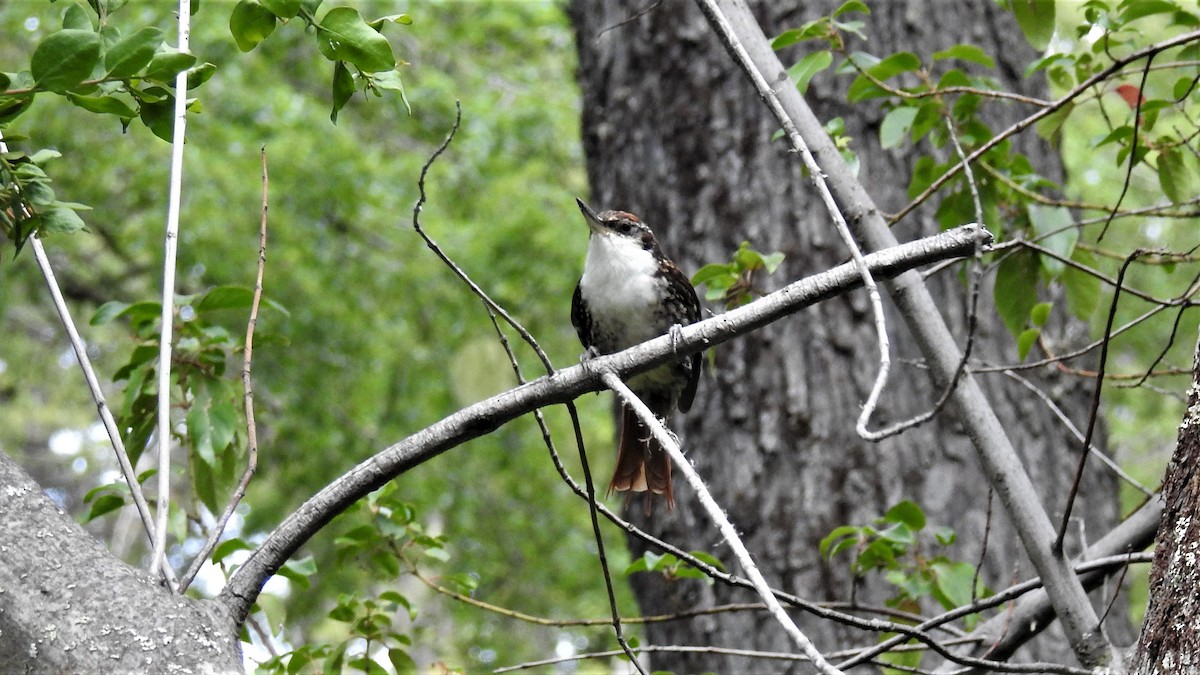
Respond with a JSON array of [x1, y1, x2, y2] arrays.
[[571, 197, 701, 511]]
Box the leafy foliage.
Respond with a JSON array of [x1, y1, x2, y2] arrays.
[[692, 241, 785, 308]]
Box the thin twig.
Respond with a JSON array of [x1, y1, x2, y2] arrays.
[[1097, 53, 1155, 242], [407, 105, 639, 666], [1002, 369, 1152, 497], [411, 100, 554, 373], [179, 146, 269, 592], [858, 115, 988, 439], [151, 0, 193, 583], [835, 552, 1152, 670], [601, 372, 843, 675], [565, 401, 644, 672], [893, 30, 1200, 226], [690, 0, 894, 445], [3, 127, 171, 585], [1053, 250, 1146, 555], [595, 0, 666, 40]]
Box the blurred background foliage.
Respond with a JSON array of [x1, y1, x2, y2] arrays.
[[0, 0, 634, 668]]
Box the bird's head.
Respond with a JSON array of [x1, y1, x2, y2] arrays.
[[576, 198, 657, 249]]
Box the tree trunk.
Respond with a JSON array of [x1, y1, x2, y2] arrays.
[[1132, 328, 1200, 673], [569, 0, 1127, 671], [0, 451, 242, 672]]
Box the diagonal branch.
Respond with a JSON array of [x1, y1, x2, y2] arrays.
[[696, 0, 1123, 667], [218, 222, 988, 622], [602, 372, 843, 674]]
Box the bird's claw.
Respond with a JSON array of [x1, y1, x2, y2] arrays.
[[669, 324, 684, 355], [580, 345, 603, 363]]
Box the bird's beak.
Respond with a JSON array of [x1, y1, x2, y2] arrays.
[[576, 197, 605, 235]]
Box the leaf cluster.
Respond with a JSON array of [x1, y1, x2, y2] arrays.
[[821, 499, 991, 674]]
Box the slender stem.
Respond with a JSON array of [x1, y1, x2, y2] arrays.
[[151, 0, 192, 586], [179, 147, 269, 592], [0, 132, 173, 585], [601, 372, 844, 675]]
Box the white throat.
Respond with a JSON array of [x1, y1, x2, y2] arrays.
[[577, 232, 666, 349], [579, 232, 660, 300]]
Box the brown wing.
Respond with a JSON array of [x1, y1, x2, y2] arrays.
[[661, 258, 702, 412], [570, 282, 593, 351]]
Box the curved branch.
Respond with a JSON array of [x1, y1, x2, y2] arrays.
[[218, 223, 989, 622]]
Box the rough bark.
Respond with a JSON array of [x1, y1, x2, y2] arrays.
[[0, 451, 242, 673], [1132, 329, 1200, 674], [569, 0, 1127, 671]]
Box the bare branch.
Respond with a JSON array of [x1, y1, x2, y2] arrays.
[[694, 0, 1121, 666], [602, 371, 843, 674], [180, 146, 270, 592], [151, 0, 194, 583], [0, 132, 172, 586], [218, 223, 987, 623], [693, 0, 893, 445]]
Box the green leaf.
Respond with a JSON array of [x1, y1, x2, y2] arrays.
[[230, 0, 278, 52], [188, 390, 216, 464], [933, 526, 957, 546], [279, 556, 318, 587], [260, 0, 302, 19], [1063, 248, 1101, 320], [85, 493, 127, 521], [316, 7, 396, 73], [1027, 204, 1076, 278], [865, 51, 921, 81], [143, 50, 198, 82], [994, 250, 1039, 336], [387, 649, 417, 674], [0, 95, 35, 125], [139, 96, 175, 142], [733, 242, 766, 270], [687, 550, 726, 571], [772, 20, 828, 50], [105, 27, 164, 78], [931, 560, 977, 609], [691, 262, 735, 287], [187, 62, 217, 90], [212, 537, 252, 564], [368, 13, 414, 29], [762, 251, 785, 274], [39, 207, 87, 234], [209, 397, 238, 454], [367, 69, 410, 114], [67, 92, 137, 118], [196, 285, 256, 312], [1035, 101, 1074, 141], [880, 106, 918, 149], [833, 0, 870, 17], [62, 4, 93, 30], [932, 44, 995, 68], [31, 29, 102, 93], [1017, 328, 1040, 361], [819, 525, 862, 558], [1119, 0, 1177, 22], [1030, 302, 1052, 328], [1011, 0, 1056, 50], [788, 50, 833, 94], [1158, 147, 1188, 204], [883, 500, 925, 530], [330, 60, 354, 123]]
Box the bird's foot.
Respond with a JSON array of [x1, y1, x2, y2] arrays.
[[668, 324, 684, 355], [579, 345, 603, 363]]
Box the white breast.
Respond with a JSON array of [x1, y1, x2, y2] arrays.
[[578, 233, 665, 348]]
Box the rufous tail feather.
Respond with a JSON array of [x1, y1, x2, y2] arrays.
[[608, 404, 674, 511]]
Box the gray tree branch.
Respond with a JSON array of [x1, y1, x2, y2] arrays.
[[695, 0, 1121, 668], [218, 222, 990, 623]]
